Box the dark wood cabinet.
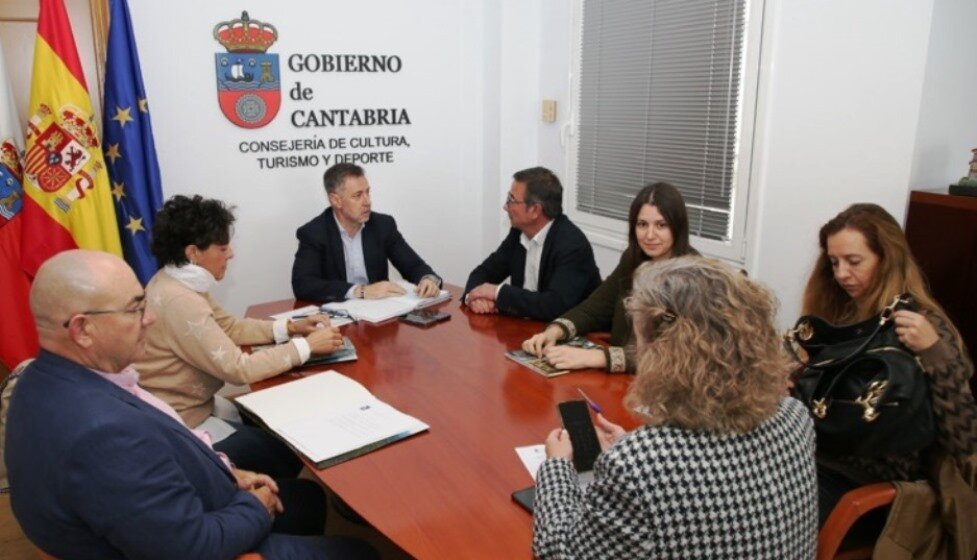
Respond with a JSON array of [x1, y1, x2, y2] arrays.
[[904, 190, 977, 396]]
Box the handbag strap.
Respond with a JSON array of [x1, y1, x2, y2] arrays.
[[784, 293, 912, 368]]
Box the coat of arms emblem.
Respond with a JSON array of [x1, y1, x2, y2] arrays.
[[0, 139, 23, 225], [213, 11, 281, 129], [23, 103, 103, 214]]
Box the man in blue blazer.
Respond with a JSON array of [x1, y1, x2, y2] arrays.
[[5, 250, 373, 559], [464, 167, 601, 321], [292, 163, 441, 303]]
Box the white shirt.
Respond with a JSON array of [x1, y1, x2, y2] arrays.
[[334, 212, 370, 299], [519, 219, 553, 292]]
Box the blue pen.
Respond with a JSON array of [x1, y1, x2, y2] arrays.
[[577, 388, 603, 414]]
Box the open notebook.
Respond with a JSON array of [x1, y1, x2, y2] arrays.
[[321, 280, 451, 324], [235, 371, 429, 468]]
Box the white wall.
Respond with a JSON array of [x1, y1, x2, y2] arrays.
[[909, 0, 977, 191], [748, 0, 935, 327], [0, 0, 102, 125], [130, 1, 485, 314]]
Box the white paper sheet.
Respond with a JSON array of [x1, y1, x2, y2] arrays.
[[515, 444, 547, 481]]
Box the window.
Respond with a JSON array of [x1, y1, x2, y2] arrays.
[[567, 0, 762, 262]]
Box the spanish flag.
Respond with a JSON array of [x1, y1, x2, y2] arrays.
[[20, 0, 121, 277]]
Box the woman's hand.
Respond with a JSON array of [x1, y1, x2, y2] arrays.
[[522, 325, 563, 357], [892, 310, 939, 353], [594, 413, 626, 452], [305, 326, 344, 354], [544, 428, 573, 460], [288, 313, 331, 335], [543, 346, 606, 370]]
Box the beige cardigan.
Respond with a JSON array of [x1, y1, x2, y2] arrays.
[[138, 270, 300, 427]]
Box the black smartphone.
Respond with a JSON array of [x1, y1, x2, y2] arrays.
[[511, 485, 536, 513], [558, 400, 601, 472], [400, 309, 450, 327]]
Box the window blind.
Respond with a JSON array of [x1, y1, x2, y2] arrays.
[[576, 0, 747, 241]]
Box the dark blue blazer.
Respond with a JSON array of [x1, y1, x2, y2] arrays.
[[5, 350, 271, 560], [463, 214, 601, 321], [291, 208, 437, 302]]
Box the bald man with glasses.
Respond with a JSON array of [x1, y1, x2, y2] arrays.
[[5, 250, 375, 559]]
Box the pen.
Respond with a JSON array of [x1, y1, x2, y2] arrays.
[[320, 308, 353, 320], [290, 313, 328, 329], [576, 388, 602, 414]]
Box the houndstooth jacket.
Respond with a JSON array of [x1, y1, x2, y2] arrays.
[[532, 397, 817, 559]]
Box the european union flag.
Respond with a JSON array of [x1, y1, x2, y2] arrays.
[[103, 0, 163, 285]]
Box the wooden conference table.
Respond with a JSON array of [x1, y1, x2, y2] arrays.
[[246, 285, 638, 559]]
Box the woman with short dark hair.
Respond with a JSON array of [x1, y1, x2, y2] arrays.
[[137, 195, 342, 483]]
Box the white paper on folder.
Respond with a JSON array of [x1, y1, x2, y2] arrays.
[[279, 401, 427, 462], [321, 281, 450, 323], [234, 371, 429, 465], [235, 371, 373, 428]]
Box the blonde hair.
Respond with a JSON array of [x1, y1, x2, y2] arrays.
[[802, 203, 964, 349], [625, 257, 788, 433]]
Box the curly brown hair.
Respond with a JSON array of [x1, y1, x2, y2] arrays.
[[624, 256, 789, 433]]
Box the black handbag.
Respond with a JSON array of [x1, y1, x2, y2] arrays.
[[785, 294, 935, 458]]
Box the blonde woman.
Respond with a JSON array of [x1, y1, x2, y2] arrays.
[[533, 257, 817, 559], [800, 203, 977, 525]]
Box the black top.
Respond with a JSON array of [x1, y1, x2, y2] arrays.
[[463, 215, 601, 321], [292, 208, 437, 302]]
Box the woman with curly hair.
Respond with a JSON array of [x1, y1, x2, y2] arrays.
[[533, 257, 817, 559], [522, 182, 697, 373], [799, 203, 977, 525], [137, 195, 343, 487]]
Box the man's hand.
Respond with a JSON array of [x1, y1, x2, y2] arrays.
[[544, 428, 573, 460], [468, 298, 498, 314], [468, 283, 498, 302], [248, 485, 284, 519], [364, 281, 407, 299], [415, 277, 440, 298], [235, 468, 283, 518], [288, 313, 330, 335], [233, 468, 278, 493], [306, 326, 344, 354]]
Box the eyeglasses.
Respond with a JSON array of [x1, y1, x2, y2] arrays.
[[62, 301, 148, 328], [504, 193, 529, 207]]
